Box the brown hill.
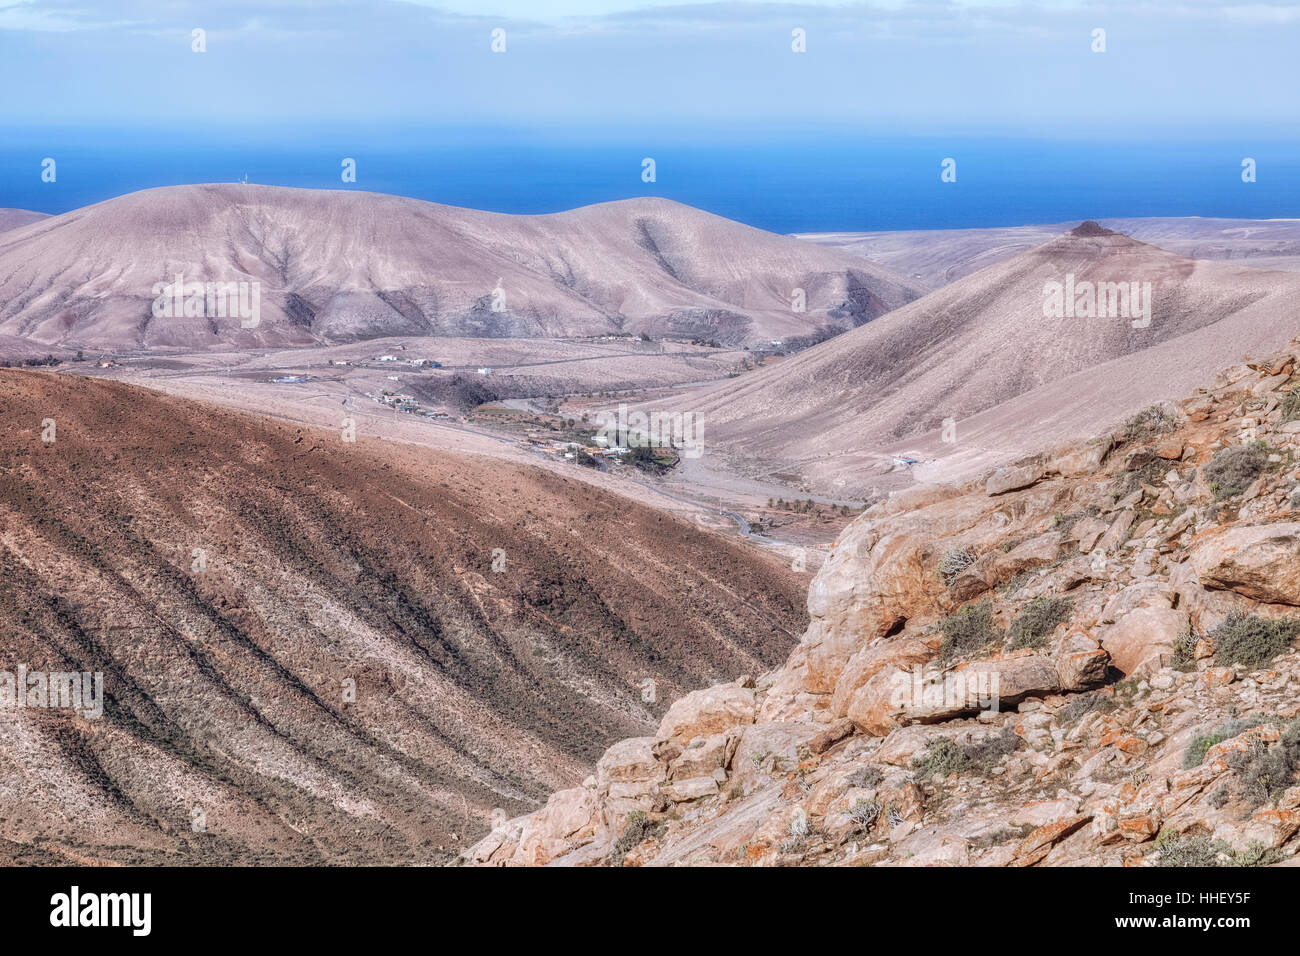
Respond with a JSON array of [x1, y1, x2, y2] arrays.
[[0, 370, 804, 864], [670, 226, 1300, 496], [0, 185, 921, 351]]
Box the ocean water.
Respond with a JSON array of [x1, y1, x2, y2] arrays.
[[2, 131, 1297, 234]]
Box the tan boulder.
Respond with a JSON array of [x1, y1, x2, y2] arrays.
[[986, 458, 1045, 496], [1010, 799, 1081, 828], [1071, 516, 1111, 553], [731, 721, 825, 773], [802, 529, 934, 693], [1047, 436, 1113, 478], [1098, 606, 1189, 675], [1155, 439, 1185, 460], [596, 737, 661, 787], [512, 786, 602, 865], [846, 641, 1108, 736], [1096, 509, 1136, 552], [1190, 522, 1300, 606], [829, 632, 936, 719], [951, 533, 1063, 602], [1014, 813, 1092, 861], [1100, 582, 1175, 624], [668, 733, 734, 781], [656, 683, 756, 745]]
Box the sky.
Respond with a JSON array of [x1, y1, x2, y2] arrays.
[[3, 0, 1298, 136]]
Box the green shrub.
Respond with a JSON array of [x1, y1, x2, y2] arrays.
[[1234, 722, 1300, 807], [1230, 841, 1285, 867], [611, 811, 665, 862], [961, 728, 1022, 769], [1171, 627, 1200, 671], [1155, 830, 1281, 867], [1059, 691, 1117, 725], [912, 730, 1021, 780], [846, 766, 883, 789], [1181, 717, 1262, 769], [1204, 444, 1269, 499], [912, 739, 969, 780], [1211, 612, 1300, 668], [1281, 390, 1300, 423], [1123, 404, 1180, 442], [938, 601, 1003, 661], [1007, 597, 1072, 651], [1154, 830, 1225, 867]]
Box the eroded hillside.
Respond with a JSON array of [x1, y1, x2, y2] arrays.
[[0, 370, 804, 864]]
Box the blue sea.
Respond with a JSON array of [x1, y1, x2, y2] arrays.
[[2, 129, 1297, 234]]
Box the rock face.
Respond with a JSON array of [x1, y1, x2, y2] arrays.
[[465, 340, 1300, 868], [1191, 523, 1300, 606]]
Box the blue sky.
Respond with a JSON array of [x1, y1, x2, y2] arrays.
[[3, 0, 1298, 137]]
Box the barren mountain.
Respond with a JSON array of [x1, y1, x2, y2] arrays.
[[0, 185, 921, 351], [670, 225, 1300, 497], [0, 210, 47, 234], [0, 370, 804, 865], [802, 217, 1300, 289]]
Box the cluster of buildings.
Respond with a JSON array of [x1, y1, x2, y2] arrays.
[[376, 354, 442, 368], [525, 433, 629, 460], [365, 390, 448, 419]]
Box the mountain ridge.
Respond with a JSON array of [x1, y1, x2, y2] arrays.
[[0, 184, 922, 351]]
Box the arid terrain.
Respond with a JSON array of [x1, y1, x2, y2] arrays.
[[0, 370, 805, 865], [663, 223, 1300, 498], [469, 343, 1300, 867], [4, 187, 1300, 870]]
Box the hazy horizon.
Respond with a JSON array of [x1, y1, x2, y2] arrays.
[[5, 1, 1297, 231], [4, 131, 1298, 233]]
